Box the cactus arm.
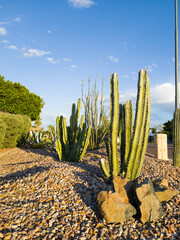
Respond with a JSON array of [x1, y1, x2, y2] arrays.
[[55, 139, 62, 161], [109, 73, 119, 177], [120, 101, 133, 173], [124, 100, 133, 167], [62, 118, 69, 160], [119, 103, 124, 150], [99, 158, 111, 179], [174, 108, 180, 167], [79, 124, 91, 161], [135, 83, 151, 178], [126, 69, 151, 180]]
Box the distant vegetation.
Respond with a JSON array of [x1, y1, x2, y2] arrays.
[[0, 111, 31, 148], [0, 75, 44, 121]]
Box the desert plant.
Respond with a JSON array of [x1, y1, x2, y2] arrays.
[[173, 109, 180, 167], [29, 129, 45, 145], [100, 69, 151, 181], [82, 78, 109, 150], [55, 98, 91, 162]]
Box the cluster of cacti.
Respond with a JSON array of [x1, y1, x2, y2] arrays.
[[55, 98, 91, 162], [100, 69, 151, 181], [173, 108, 180, 167]]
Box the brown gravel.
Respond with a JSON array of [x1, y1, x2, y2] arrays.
[[0, 146, 179, 240]]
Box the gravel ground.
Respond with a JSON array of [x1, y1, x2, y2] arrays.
[[0, 147, 179, 240]]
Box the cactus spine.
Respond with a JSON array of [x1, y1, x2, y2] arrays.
[[100, 69, 151, 181], [173, 108, 180, 167], [55, 99, 91, 162], [100, 73, 119, 179]]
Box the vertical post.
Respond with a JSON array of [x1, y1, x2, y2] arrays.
[[175, 0, 179, 109]]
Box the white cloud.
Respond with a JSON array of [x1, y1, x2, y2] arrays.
[[0, 21, 9, 25], [46, 57, 60, 64], [68, 0, 95, 8], [151, 83, 175, 105], [1, 40, 10, 43], [0, 27, 7, 36], [70, 64, 78, 71], [6, 45, 17, 50], [23, 48, 51, 57], [108, 56, 119, 63], [14, 17, 21, 22], [145, 63, 157, 73], [47, 30, 51, 34], [63, 58, 72, 62]]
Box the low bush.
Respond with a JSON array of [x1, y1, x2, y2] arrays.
[[0, 119, 6, 148], [0, 111, 31, 149]]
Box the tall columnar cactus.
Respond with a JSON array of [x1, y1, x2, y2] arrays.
[[55, 99, 91, 162], [120, 100, 133, 174], [100, 69, 151, 181], [100, 73, 119, 178], [173, 108, 180, 167], [126, 69, 151, 180]]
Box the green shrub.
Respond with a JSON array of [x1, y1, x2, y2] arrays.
[[0, 119, 6, 148], [0, 111, 31, 149], [0, 75, 44, 121]]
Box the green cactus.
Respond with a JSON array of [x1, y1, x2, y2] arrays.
[[126, 69, 151, 180], [100, 73, 119, 179], [55, 99, 91, 162], [100, 69, 151, 181], [120, 100, 133, 174], [173, 108, 180, 167], [30, 129, 45, 144]]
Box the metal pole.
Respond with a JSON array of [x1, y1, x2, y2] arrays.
[[175, 0, 179, 109]]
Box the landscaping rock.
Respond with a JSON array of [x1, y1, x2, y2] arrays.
[[136, 179, 164, 223], [153, 178, 169, 188], [153, 178, 179, 202], [97, 191, 136, 223], [113, 176, 134, 198], [155, 188, 179, 202]]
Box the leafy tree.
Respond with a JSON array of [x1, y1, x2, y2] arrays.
[[162, 119, 173, 141], [0, 75, 44, 120]]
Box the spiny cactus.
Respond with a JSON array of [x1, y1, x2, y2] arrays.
[[100, 73, 119, 178], [30, 129, 45, 144], [126, 69, 151, 180], [120, 100, 133, 174], [100, 69, 151, 181], [173, 108, 180, 167], [55, 99, 91, 162]]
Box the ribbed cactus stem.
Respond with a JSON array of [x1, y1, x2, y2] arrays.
[[109, 73, 119, 177], [55, 99, 90, 162], [174, 108, 180, 167], [121, 100, 133, 173], [126, 69, 151, 180]]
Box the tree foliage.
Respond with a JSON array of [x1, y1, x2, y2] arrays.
[[162, 119, 173, 141], [0, 75, 44, 121]]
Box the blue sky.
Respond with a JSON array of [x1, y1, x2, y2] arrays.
[[0, 0, 178, 129]]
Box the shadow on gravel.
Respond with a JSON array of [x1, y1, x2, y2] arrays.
[[21, 147, 58, 158], [0, 165, 50, 184]]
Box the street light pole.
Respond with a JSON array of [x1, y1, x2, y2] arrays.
[[175, 0, 179, 109], [174, 0, 180, 167]]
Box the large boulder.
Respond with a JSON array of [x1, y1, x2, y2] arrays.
[[97, 191, 136, 223], [136, 179, 164, 223]]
